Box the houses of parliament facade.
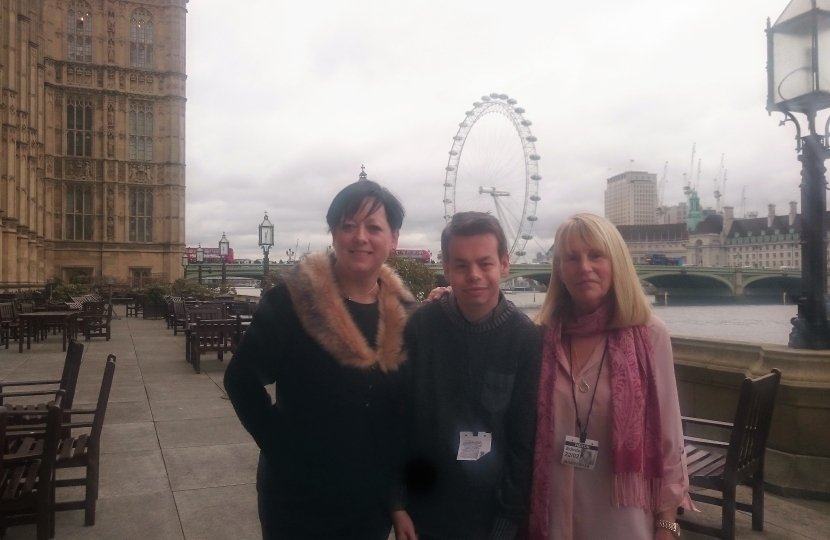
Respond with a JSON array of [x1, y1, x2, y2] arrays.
[[1, 0, 186, 287]]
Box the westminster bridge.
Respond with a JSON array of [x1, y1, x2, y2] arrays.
[[186, 263, 805, 298]]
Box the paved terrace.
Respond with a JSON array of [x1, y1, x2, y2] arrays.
[[0, 311, 828, 539]]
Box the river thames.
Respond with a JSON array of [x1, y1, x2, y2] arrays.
[[239, 288, 797, 346], [508, 292, 796, 346]]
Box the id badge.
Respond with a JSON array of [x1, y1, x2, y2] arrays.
[[561, 435, 599, 470], [457, 431, 492, 461]]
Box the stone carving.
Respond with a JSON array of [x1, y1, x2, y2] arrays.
[[65, 160, 92, 180], [107, 132, 114, 157], [107, 102, 114, 128], [97, 69, 104, 87], [118, 163, 125, 182], [108, 40, 115, 63], [118, 96, 126, 112], [97, 161, 104, 179], [46, 157, 53, 175], [107, 162, 115, 179], [55, 159, 62, 178], [157, 165, 165, 184], [119, 73, 125, 89], [106, 188, 115, 240], [129, 164, 153, 184]]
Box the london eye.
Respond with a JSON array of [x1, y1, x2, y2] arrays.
[[443, 93, 541, 262]]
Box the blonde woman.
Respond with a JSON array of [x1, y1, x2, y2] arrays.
[[528, 213, 694, 540]]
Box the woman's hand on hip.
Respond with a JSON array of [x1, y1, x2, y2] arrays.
[[392, 510, 418, 540]]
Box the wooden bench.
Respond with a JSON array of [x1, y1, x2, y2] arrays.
[[678, 368, 782, 540]]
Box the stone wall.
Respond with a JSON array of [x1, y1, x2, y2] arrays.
[[672, 336, 830, 499]]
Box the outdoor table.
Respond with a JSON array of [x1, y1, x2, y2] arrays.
[[17, 311, 78, 353]]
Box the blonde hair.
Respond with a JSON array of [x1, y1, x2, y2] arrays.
[[535, 213, 651, 328]]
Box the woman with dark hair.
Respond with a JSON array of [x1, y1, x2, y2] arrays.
[[225, 179, 418, 540]]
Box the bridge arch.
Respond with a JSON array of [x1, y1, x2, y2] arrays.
[[639, 270, 734, 294]]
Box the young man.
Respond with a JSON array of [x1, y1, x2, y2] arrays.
[[393, 212, 542, 540]]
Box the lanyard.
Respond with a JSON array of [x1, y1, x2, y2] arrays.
[[568, 337, 608, 443]]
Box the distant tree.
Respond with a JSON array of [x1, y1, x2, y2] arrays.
[[386, 254, 436, 301], [261, 269, 283, 293]]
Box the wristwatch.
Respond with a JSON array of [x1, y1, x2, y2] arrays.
[[655, 519, 680, 539]]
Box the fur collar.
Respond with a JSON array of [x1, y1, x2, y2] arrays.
[[281, 253, 417, 372]]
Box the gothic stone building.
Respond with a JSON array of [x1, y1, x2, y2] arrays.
[[1, 0, 186, 287]]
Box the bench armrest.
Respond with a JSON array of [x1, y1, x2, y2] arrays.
[[0, 379, 61, 389], [685, 435, 730, 449], [681, 416, 734, 429], [0, 389, 64, 399]]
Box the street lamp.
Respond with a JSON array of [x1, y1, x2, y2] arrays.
[[181, 252, 189, 280], [219, 232, 230, 286], [259, 212, 274, 279], [196, 243, 204, 285], [767, 1, 830, 349]]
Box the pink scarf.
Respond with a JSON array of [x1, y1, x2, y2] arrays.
[[527, 305, 664, 540]]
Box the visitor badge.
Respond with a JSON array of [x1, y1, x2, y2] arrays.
[[561, 435, 599, 470], [457, 431, 492, 461]]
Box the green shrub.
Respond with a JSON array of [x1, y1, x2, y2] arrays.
[[171, 278, 216, 300], [385, 255, 436, 301]]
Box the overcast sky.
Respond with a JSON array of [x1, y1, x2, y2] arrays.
[[185, 0, 811, 260]]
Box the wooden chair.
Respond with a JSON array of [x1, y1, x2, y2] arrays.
[[51, 355, 116, 526], [678, 369, 782, 540], [183, 306, 223, 364], [0, 341, 85, 433], [0, 392, 64, 540], [189, 319, 235, 374], [171, 298, 187, 335], [124, 295, 143, 318], [84, 303, 113, 341], [0, 303, 19, 350]]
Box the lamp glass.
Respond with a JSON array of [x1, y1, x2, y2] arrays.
[[196, 246, 204, 263], [219, 234, 229, 257], [819, 16, 830, 92], [776, 0, 813, 26], [259, 216, 274, 247], [772, 16, 814, 105], [182, 254, 189, 267]]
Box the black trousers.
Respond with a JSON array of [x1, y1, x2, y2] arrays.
[[257, 455, 392, 540]]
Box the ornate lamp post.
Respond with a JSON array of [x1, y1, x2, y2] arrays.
[[181, 252, 189, 280], [767, 1, 830, 348], [259, 213, 275, 279], [196, 243, 205, 285], [219, 232, 230, 286]]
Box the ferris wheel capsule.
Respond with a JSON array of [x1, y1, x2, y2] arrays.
[[473, 102, 482, 107], [507, 99, 517, 105], [521, 120, 532, 126], [531, 174, 542, 181], [526, 136, 537, 142], [489, 92, 500, 98], [522, 234, 533, 240], [499, 94, 509, 100], [529, 154, 540, 160], [530, 195, 541, 201], [453, 136, 463, 141], [481, 96, 491, 101], [527, 216, 538, 222], [515, 107, 525, 114], [449, 150, 458, 155]]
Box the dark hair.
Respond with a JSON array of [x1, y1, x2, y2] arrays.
[[326, 180, 405, 232], [441, 211, 508, 260]]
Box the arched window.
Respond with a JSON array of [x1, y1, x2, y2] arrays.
[[65, 184, 93, 240], [67, 3, 93, 62], [129, 102, 153, 161], [130, 9, 154, 68], [66, 96, 93, 157], [129, 189, 153, 242]]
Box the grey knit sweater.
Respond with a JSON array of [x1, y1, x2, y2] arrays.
[[401, 294, 542, 540]]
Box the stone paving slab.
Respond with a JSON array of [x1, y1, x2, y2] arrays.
[[1, 309, 828, 539]]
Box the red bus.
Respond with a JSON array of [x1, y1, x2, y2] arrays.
[[395, 248, 431, 261], [185, 246, 235, 263]]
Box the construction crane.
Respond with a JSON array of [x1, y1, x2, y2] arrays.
[[657, 161, 668, 207], [713, 154, 725, 213], [683, 143, 696, 197], [740, 186, 746, 218], [695, 159, 702, 192]]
